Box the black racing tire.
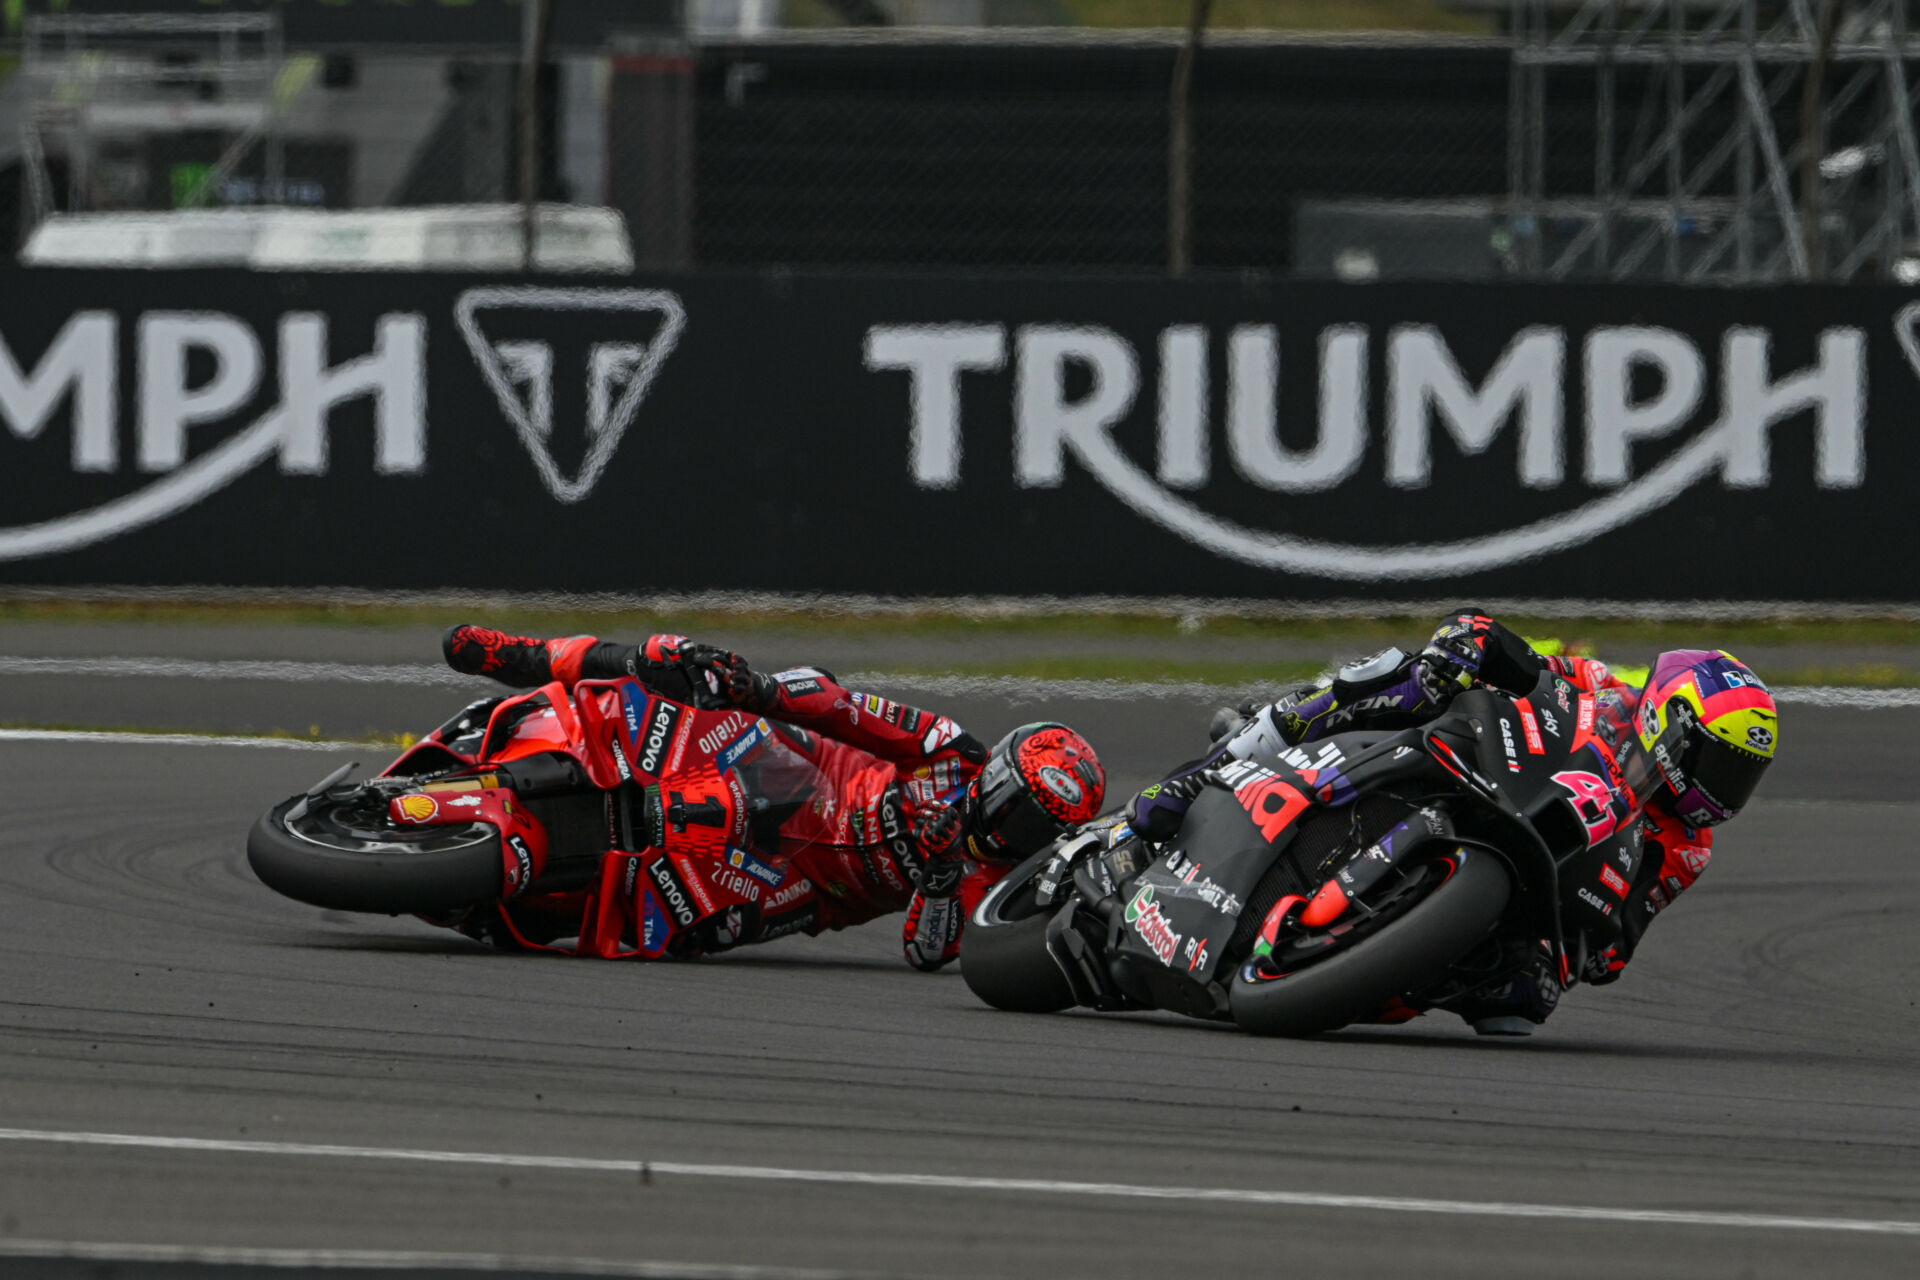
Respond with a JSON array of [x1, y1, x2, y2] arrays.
[[247, 795, 505, 916], [959, 851, 1076, 1013], [1229, 847, 1511, 1038]]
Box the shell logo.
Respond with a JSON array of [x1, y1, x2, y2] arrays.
[[396, 794, 439, 824]]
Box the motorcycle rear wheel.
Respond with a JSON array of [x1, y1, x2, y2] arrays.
[[247, 794, 505, 916], [959, 850, 1076, 1013], [1229, 847, 1510, 1038]]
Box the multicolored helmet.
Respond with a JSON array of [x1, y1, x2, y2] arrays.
[[1635, 650, 1777, 827], [969, 723, 1106, 860]]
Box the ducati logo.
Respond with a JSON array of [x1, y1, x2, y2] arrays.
[[454, 287, 686, 504]]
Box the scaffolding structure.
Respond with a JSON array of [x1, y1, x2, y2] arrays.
[[17, 13, 286, 240], [1509, 0, 1920, 281]]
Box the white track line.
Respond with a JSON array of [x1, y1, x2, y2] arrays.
[[0, 729, 368, 751], [0, 1239, 856, 1279], [1, 654, 1913, 708], [0, 1128, 1913, 1238]]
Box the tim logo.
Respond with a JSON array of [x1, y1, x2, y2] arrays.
[[454, 287, 685, 503], [868, 315, 1875, 580]]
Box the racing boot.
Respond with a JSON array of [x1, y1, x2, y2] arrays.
[[442, 624, 605, 689]]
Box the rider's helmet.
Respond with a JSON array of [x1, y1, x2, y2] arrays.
[[1635, 650, 1778, 828], [968, 723, 1106, 860]]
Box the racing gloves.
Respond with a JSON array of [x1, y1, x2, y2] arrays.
[[902, 800, 967, 971]]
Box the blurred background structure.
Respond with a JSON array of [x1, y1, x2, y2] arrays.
[[5, 1, 1920, 280]]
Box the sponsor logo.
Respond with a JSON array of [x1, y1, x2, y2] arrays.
[[455, 287, 686, 503], [395, 794, 438, 823], [637, 699, 682, 775], [1577, 696, 1596, 735], [1747, 724, 1774, 750], [443, 794, 484, 809], [1218, 758, 1311, 842], [1420, 807, 1446, 835], [505, 834, 533, 892], [1160, 849, 1242, 916], [759, 904, 818, 941], [608, 733, 634, 782], [871, 318, 1864, 578], [622, 685, 645, 744], [640, 889, 668, 950], [1598, 863, 1630, 897], [696, 711, 750, 758], [1124, 884, 1183, 966], [646, 856, 699, 928], [1499, 718, 1522, 772], [711, 865, 763, 902], [726, 846, 786, 890], [622, 856, 641, 898], [1037, 764, 1084, 807], [766, 876, 814, 911], [1577, 885, 1614, 916], [1539, 706, 1562, 737], [0, 308, 428, 564], [922, 716, 962, 753], [1517, 704, 1545, 754], [1184, 934, 1211, 974], [716, 717, 773, 774], [1327, 693, 1402, 726], [1679, 845, 1711, 876], [710, 904, 752, 948]]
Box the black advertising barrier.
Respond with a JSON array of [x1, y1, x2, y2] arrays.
[[0, 267, 1908, 600]]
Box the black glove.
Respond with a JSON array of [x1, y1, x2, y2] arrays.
[[910, 801, 968, 892], [663, 641, 749, 711]]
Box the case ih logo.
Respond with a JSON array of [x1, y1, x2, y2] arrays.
[[868, 314, 1877, 580], [0, 287, 682, 560]]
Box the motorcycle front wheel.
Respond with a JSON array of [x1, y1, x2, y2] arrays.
[[959, 849, 1077, 1013], [1229, 846, 1511, 1038], [247, 792, 505, 916]]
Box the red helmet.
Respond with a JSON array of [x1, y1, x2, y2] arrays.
[[969, 723, 1105, 860]]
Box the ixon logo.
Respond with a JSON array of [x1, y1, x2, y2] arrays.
[[866, 318, 1872, 580]]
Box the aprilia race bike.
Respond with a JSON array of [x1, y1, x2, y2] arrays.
[[248, 678, 846, 957], [960, 669, 1658, 1036]]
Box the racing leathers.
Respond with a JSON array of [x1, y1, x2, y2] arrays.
[[447, 628, 1006, 971], [1127, 611, 1714, 1027]]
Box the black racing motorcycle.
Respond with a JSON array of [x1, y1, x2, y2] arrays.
[[960, 670, 1657, 1037]]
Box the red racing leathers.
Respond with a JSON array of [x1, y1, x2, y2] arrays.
[[481, 636, 1005, 969]]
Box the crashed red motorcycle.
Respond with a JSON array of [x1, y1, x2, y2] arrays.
[[247, 676, 878, 957]]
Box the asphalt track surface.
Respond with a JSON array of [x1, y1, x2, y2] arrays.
[[0, 630, 1916, 1278]]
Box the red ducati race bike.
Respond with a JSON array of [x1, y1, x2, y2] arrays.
[[961, 670, 1659, 1036], [248, 678, 867, 957]]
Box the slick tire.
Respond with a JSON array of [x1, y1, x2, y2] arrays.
[[247, 798, 504, 916], [1229, 848, 1511, 1038], [960, 853, 1076, 1013]]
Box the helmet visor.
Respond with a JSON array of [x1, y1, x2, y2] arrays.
[[975, 778, 1070, 859], [1681, 729, 1771, 816]]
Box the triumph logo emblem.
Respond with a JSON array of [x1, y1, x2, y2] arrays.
[[455, 287, 686, 504], [868, 316, 1873, 579]]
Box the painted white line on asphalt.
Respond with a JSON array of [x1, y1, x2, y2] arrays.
[[0, 1127, 1914, 1239], [0, 1239, 857, 1279], [0, 729, 368, 752], [2, 653, 1916, 708]]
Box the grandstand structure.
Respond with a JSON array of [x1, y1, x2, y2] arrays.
[[1507, 0, 1920, 281]]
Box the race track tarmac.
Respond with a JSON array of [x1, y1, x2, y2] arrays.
[[0, 642, 1916, 1279]]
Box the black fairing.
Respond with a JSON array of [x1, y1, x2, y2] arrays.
[[1090, 669, 1632, 1015]]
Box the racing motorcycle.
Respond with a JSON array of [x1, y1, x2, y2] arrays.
[[248, 678, 846, 957], [960, 669, 1656, 1036]]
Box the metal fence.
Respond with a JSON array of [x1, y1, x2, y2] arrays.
[[9, 3, 1920, 280]]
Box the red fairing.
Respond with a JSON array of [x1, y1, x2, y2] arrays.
[[397, 654, 995, 964]]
